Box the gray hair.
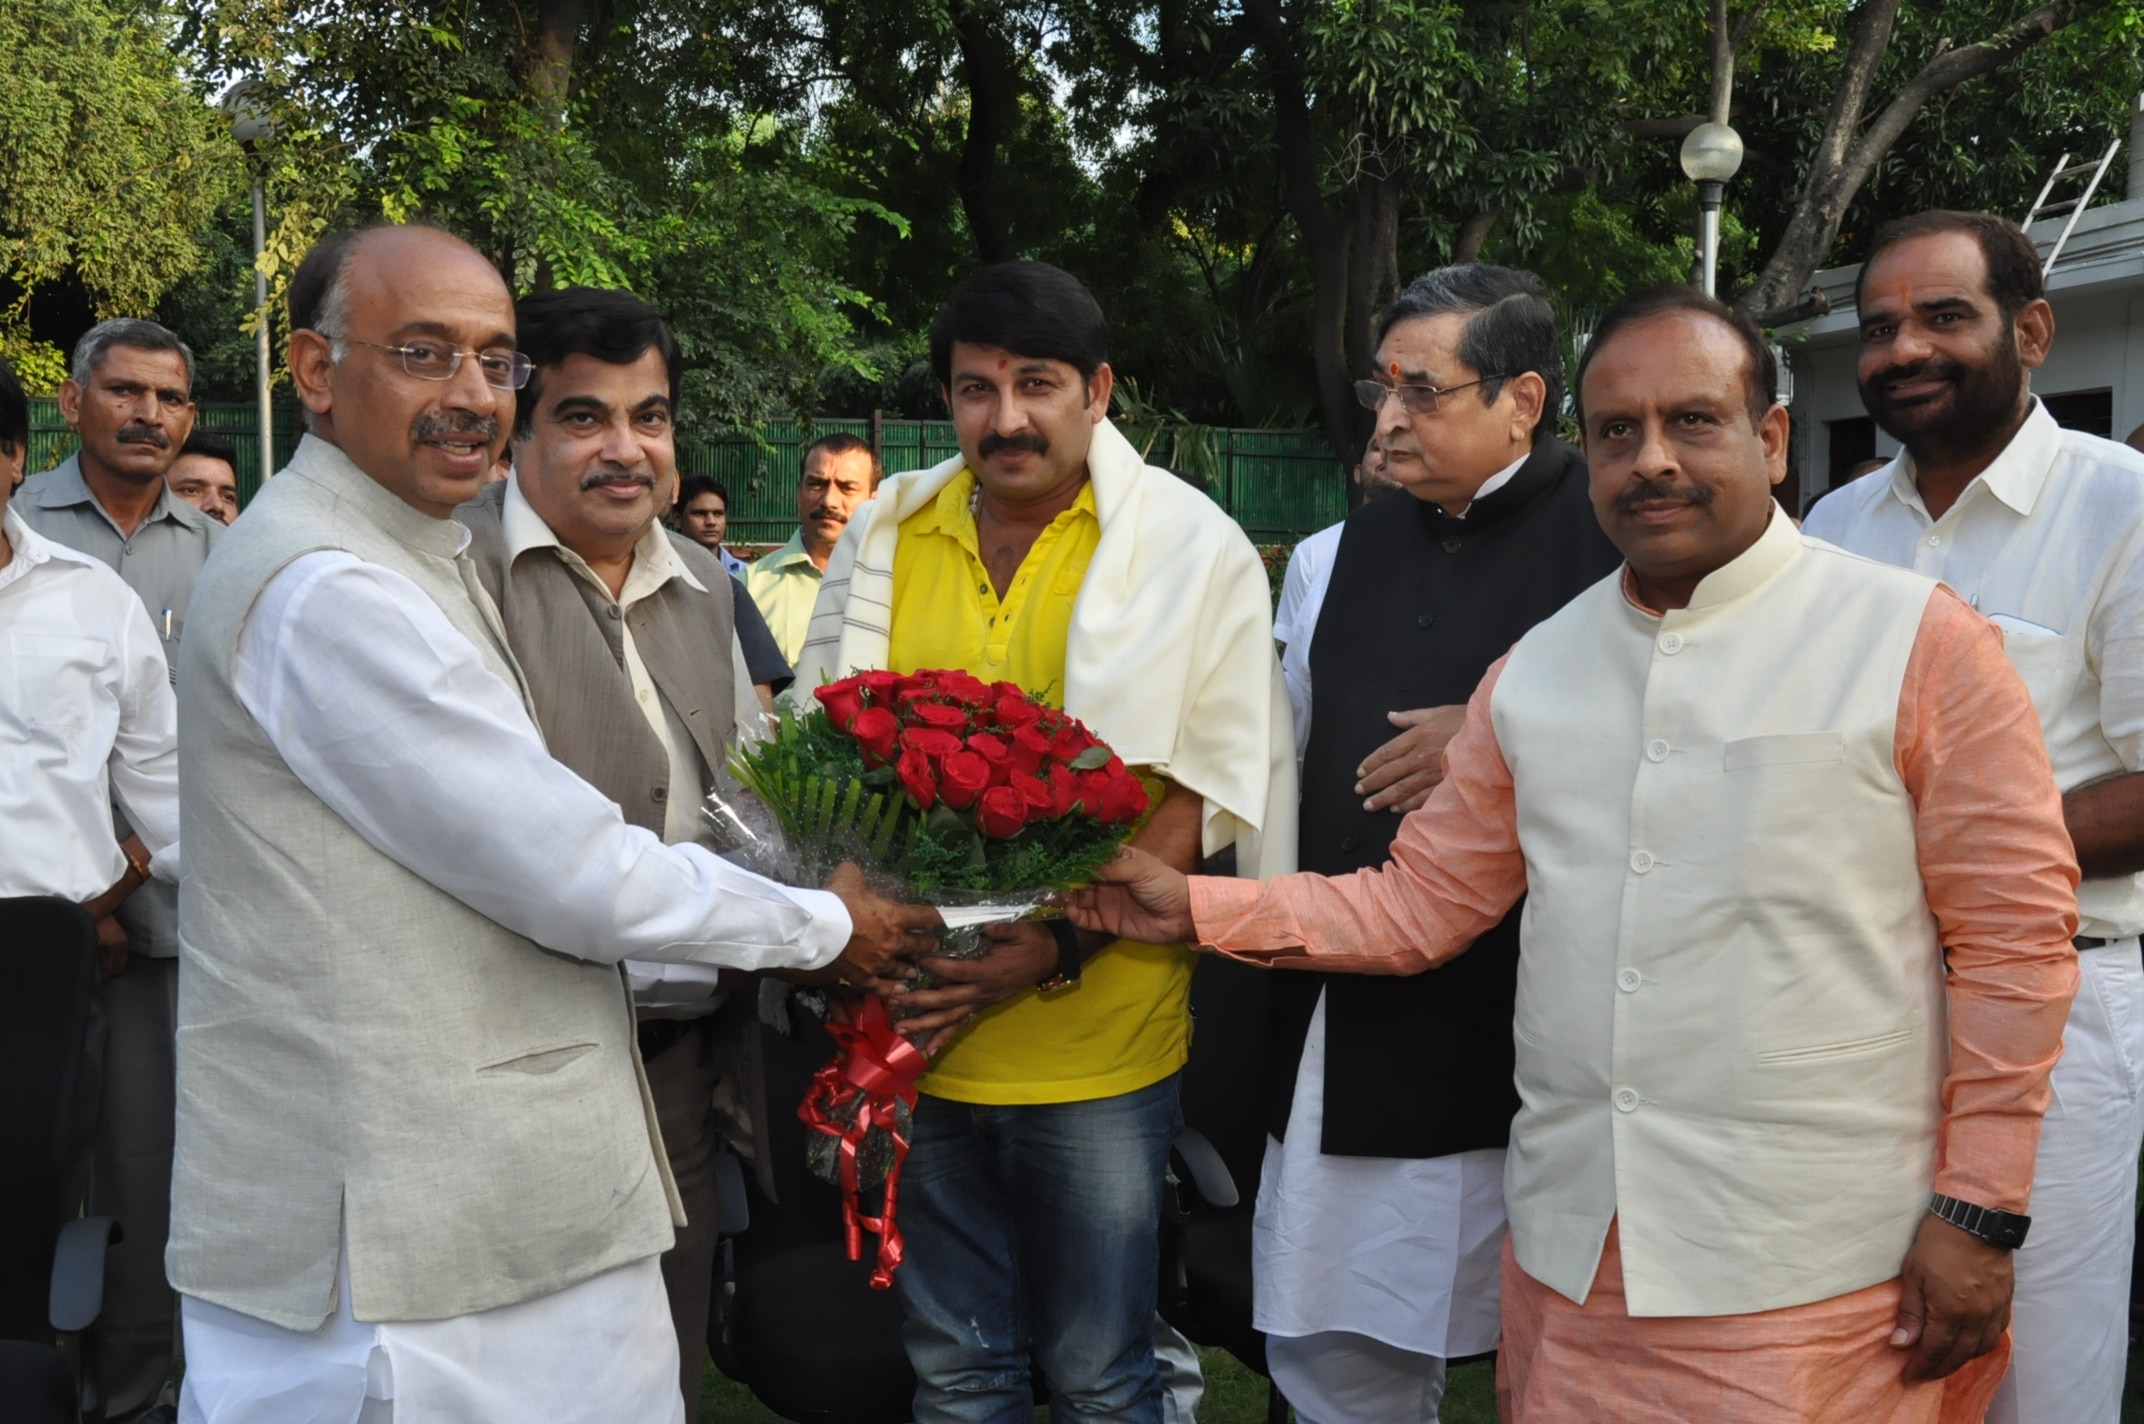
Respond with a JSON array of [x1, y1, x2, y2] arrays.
[[286, 227, 375, 428], [71, 318, 195, 392], [1377, 264, 1563, 445]]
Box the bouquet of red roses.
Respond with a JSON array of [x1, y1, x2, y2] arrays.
[[722, 667, 1148, 895], [705, 668, 1150, 1285]]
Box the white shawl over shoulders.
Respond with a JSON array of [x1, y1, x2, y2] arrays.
[[794, 418, 1297, 879]]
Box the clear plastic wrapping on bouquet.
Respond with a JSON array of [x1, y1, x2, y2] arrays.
[[700, 773, 810, 883]]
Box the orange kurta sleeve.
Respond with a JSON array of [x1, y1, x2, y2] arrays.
[[1186, 656, 1526, 973], [1896, 585, 2081, 1214]]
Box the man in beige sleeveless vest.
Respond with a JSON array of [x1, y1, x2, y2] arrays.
[[170, 224, 940, 1424], [1070, 287, 2081, 1424], [454, 284, 788, 1419]]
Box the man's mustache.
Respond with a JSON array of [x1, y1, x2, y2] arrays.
[[807, 506, 848, 524], [116, 423, 170, 449], [1613, 480, 1716, 515], [410, 412, 500, 444], [979, 431, 1049, 459], [580, 465, 655, 492], [1869, 356, 1965, 397]]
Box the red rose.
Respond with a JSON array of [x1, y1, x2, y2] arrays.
[[911, 701, 970, 732], [1008, 725, 1053, 775], [994, 694, 1044, 729], [939, 750, 992, 811], [1104, 770, 1152, 825], [1079, 767, 1148, 824], [976, 784, 1028, 838], [934, 670, 993, 705], [990, 680, 1024, 702], [966, 734, 1014, 785], [1074, 769, 1112, 818], [900, 726, 965, 760], [1049, 721, 1097, 759], [1014, 775, 1056, 816], [852, 707, 900, 767], [1046, 763, 1080, 817], [896, 747, 937, 810], [856, 670, 903, 703], [815, 678, 867, 732]]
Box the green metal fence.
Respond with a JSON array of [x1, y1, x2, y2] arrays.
[[26, 400, 1347, 542]]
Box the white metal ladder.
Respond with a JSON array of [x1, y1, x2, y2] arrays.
[[2022, 136, 2123, 277]]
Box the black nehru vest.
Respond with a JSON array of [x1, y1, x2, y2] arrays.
[[1265, 438, 1622, 1159]]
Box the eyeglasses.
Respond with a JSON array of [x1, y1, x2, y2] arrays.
[[350, 338, 533, 391], [1353, 374, 1509, 415]]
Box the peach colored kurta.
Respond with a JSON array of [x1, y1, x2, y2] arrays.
[[1189, 583, 2079, 1423]]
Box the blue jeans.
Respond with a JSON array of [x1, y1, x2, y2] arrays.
[[894, 1073, 1180, 1424]]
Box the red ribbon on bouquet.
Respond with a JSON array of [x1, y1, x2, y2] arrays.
[[799, 995, 931, 1288]]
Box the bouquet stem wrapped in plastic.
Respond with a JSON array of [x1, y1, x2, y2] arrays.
[[701, 668, 1150, 1286]]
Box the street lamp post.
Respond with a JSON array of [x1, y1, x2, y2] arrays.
[[220, 82, 276, 487], [1679, 122, 1745, 298]]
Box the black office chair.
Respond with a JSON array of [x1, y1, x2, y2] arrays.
[[0, 897, 121, 1424], [1161, 953, 1290, 1423]]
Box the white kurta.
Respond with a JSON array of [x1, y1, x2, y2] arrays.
[[1274, 521, 1341, 763], [1252, 993, 1506, 1360]]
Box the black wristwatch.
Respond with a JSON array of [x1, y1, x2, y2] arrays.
[[1929, 1193, 2031, 1250], [1036, 919, 1085, 993]]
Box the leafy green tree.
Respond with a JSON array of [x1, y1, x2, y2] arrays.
[[175, 0, 904, 422], [0, 0, 240, 389]]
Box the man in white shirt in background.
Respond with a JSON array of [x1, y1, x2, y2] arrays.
[[0, 346, 181, 970], [1805, 208, 2144, 1424], [170, 223, 942, 1424], [0, 351, 177, 940], [19, 320, 218, 1423]]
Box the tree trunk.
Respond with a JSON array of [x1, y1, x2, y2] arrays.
[[524, 0, 582, 121], [1736, 0, 2078, 324], [1707, 0, 1735, 125], [1243, 0, 1366, 470], [1344, 168, 1401, 384], [1453, 206, 1500, 264], [951, 4, 1017, 265]]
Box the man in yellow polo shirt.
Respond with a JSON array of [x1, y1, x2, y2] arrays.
[[795, 261, 1294, 1424]]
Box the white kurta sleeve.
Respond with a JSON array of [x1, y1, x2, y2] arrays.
[[109, 591, 181, 874], [232, 551, 851, 972]]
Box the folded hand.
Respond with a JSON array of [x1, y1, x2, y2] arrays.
[[1355, 705, 1467, 814]]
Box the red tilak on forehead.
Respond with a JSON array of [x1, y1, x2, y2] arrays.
[[1388, 361, 1401, 377]]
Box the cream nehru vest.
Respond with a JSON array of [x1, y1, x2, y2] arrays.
[[170, 436, 679, 1331], [1491, 508, 1946, 1318]]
